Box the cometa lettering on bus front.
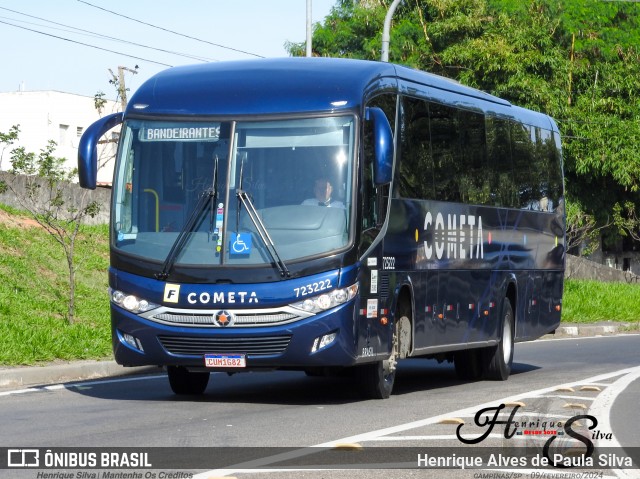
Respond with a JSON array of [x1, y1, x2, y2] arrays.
[[423, 212, 484, 260], [187, 291, 259, 305]]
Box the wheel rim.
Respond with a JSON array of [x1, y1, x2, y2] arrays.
[[502, 312, 513, 364], [382, 321, 401, 381]]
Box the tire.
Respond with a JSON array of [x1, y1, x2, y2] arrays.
[[167, 366, 210, 395], [483, 297, 515, 380], [454, 348, 483, 380], [355, 313, 408, 399], [355, 358, 395, 399]]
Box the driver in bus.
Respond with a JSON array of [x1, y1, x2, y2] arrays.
[[302, 177, 344, 208]]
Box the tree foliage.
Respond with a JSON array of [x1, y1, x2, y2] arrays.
[[287, 0, 640, 246]]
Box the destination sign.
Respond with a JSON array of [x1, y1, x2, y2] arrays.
[[139, 124, 220, 142]]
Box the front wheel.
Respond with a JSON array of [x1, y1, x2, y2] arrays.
[[167, 366, 210, 395], [483, 297, 515, 380], [355, 314, 408, 399], [355, 358, 395, 399]]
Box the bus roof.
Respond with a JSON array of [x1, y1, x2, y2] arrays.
[[126, 58, 552, 128]]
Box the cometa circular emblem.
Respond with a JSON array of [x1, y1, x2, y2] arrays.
[[214, 310, 234, 327]]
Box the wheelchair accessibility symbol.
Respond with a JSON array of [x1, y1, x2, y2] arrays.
[[230, 232, 252, 255]]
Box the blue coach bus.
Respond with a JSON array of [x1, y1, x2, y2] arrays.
[[78, 58, 564, 399]]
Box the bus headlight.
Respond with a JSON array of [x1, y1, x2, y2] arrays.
[[291, 283, 359, 314], [109, 288, 159, 314]]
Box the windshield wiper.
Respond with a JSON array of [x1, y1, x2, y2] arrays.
[[155, 157, 219, 281], [236, 189, 290, 278]]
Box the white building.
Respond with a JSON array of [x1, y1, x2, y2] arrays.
[[0, 90, 119, 186]]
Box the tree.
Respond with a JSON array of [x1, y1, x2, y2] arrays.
[[565, 199, 610, 256], [0, 124, 20, 170], [0, 134, 100, 323]]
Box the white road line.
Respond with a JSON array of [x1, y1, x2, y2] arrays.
[[589, 367, 640, 479], [194, 365, 640, 477], [537, 394, 596, 401], [528, 334, 640, 343], [0, 374, 166, 397], [367, 434, 504, 441]]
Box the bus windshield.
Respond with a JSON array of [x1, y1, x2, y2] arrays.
[[112, 116, 355, 268]]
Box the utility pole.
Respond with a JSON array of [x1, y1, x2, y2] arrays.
[[381, 0, 403, 62], [306, 0, 312, 57], [109, 65, 138, 111]]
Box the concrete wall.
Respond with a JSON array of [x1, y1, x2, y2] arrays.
[[0, 172, 110, 225], [565, 254, 639, 284]]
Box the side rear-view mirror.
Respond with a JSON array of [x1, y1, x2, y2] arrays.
[[78, 112, 123, 189], [366, 107, 393, 185]]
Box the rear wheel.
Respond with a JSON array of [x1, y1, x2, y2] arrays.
[[167, 366, 210, 395], [483, 297, 515, 380]]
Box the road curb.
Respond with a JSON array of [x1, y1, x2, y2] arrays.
[[0, 323, 637, 389], [552, 322, 637, 337]]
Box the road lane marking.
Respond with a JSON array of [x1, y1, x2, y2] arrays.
[[0, 373, 166, 397], [194, 365, 640, 477], [529, 333, 640, 343], [589, 366, 640, 479]]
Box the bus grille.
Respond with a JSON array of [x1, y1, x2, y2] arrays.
[[157, 334, 292, 356], [152, 311, 299, 327], [141, 306, 312, 328]]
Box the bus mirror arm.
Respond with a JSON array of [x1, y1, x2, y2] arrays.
[[366, 107, 393, 186], [78, 112, 124, 189]]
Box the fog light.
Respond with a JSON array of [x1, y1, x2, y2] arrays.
[[121, 331, 144, 352], [311, 331, 338, 353]]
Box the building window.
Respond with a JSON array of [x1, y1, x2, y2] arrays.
[[59, 124, 69, 145]]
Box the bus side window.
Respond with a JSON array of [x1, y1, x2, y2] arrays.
[[396, 96, 433, 200], [361, 94, 396, 252], [486, 116, 516, 208], [429, 102, 462, 203], [458, 109, 487, 205], [511, 122, 537, 210], [536, 128, 563, 212]]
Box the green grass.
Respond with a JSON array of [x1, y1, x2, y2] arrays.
[[0, 205, 111, 365], [562, 279, 640, 324], [1, 205, 638, 366]]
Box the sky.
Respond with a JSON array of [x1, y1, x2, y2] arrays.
[[0, 0, 337, 99]]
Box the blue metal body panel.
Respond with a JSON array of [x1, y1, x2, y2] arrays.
[[127, 58, 398, 117]]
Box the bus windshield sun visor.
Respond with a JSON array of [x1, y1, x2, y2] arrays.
[[155, 157, 219, 281]]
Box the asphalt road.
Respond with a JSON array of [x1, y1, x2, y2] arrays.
[[1, 334, 639, 479]]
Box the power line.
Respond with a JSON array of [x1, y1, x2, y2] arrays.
[[0, 19, 173, 67], [77, 0, 265, 59], [0, 6, 216, 63]]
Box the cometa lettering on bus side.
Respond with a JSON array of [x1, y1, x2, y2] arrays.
[[423, 212, 484, 260]]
